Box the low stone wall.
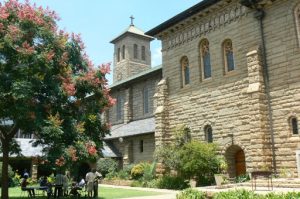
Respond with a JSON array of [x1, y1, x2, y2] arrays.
[[101, 179, 133, 186]]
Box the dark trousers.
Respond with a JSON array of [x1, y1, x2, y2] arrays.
[[54, 185, 63, 198], [93, 182, 98, 198]]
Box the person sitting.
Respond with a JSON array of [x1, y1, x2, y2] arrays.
[[78, 177, 85, 188], [69, 182, 82, 197], [39, 176, 52, 198], [21, 175, 35, 198]]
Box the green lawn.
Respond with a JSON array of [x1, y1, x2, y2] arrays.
[[5, 186, 162, 199]]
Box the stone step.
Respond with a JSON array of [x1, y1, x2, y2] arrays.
[[238, 178, 300, 188]]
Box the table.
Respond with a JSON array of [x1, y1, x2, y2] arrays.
[[251, 171, 273, 190]]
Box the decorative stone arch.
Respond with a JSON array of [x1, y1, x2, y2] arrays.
[[222, 142, 248, 178], [200, 120, 215, 141], [288, 114, 299, 135], [293, 2, 300, 47]]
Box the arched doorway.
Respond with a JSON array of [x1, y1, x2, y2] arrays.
[[225, 145, 246, 177]]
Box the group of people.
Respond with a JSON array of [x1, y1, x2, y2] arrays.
[[20, 168, 102, 198]]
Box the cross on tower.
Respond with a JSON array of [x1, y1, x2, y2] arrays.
[[130, 15, 135, 26]]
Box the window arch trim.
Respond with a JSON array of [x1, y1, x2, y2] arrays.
[[199, 39, 212, 80], [222, 39, 235, 74], [180, 56, 190, 87], [289, 116, 299, 135], [204, 125, 213, 143]]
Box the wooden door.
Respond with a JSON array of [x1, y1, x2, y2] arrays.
[[235, 150, 246, 176]]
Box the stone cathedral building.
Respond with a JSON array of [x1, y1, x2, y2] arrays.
[[105, 0, 300, 178], [145, 0, 300, 177], [103, 21, 162, 166]]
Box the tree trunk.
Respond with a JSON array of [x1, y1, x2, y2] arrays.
[[1, 138, 10, 199]]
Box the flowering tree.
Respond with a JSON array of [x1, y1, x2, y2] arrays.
[[0, 1, 115, 198]]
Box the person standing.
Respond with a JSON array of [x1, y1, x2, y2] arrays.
[[54, 171, 65, 198], [86, 168, 102, 198]]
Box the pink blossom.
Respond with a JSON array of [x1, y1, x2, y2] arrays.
[[45, 50, 55, 62], [0, 8, 9, 19], [108, 96, 116, 106], [99, 63, 111, 75], [62, 81, 76, 96], [8, 25, 21, 40], [22, 41, 35, 54]]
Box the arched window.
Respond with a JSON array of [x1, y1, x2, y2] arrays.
[[204, 125, 213, 143], [200, 39, 212, 79], [143, 87, 149, 114], [116, 95, 123, 121], [290, 117, 299, 135], [181, 56, 190, 86], [122, 45, 125, 59], [141, 46, 146, 61], [134, 44, 138, 59], [117, 48, 121, 62], [223, 39, 235, 73], [295, 4, 300, 47]]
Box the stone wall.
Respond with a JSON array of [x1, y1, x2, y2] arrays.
[[109, 74, 161, 125], [113, 35, 151, 83], [154, 0, 300, 176], [111, 133, 155, 165]]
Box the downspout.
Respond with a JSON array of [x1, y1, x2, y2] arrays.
[[240, 1, 277, 174]]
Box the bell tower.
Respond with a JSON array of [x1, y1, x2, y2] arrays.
[[110, 16, 154, 83]]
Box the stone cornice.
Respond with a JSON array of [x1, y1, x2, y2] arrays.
[[160, 3, 248, 51]]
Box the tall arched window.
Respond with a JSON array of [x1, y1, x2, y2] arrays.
[[134, 44, 138, 59], [223, 39, 235, 73], [143, 87, 149, 114], [181, 56, 190, 86], [290, 117, 299, 135], [117, 48, 121, 62], [141, 46, 146, 61], [200, 39, 212, 79], [295, 4, 300, 47], [204, 125, 213, 143], [122, 45, 125, 59], [116, 95, 123, 121]]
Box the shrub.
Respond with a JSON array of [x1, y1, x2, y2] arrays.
[[156, 175, 189, 190], [117, 170, 130, 180], [130, 163, 145, 180], [141, 162, 156, 182], [178, 141, 220, 186], [97, 158, 118, 177], [123, 164, 134, 175], [176, 188, 206, 199], [213, 189, 261, 199]]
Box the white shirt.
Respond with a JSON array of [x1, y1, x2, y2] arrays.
[[85, 171, 101, 183]]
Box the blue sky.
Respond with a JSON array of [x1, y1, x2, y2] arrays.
[[16, 0, 200, 84]]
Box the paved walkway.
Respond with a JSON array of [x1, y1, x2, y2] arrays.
[[100, 181, 300, 199], [100, 184, 178, 199]]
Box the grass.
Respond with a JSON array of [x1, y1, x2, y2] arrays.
[[4, 186, 162, 199]]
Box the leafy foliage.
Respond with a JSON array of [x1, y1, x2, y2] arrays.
[[213, 189, 261, 199], [97, 158, 118, 177], [155, 175, 189, 190], [176, 188, 206, 199], [0, 0, 115, 197], [130, 163, 145, 180], [155, 124, 222, 186], [178, 141, 220, 185]]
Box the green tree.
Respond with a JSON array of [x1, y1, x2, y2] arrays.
[[155, 125, 222, 186], [0, 1, 115, 198]]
